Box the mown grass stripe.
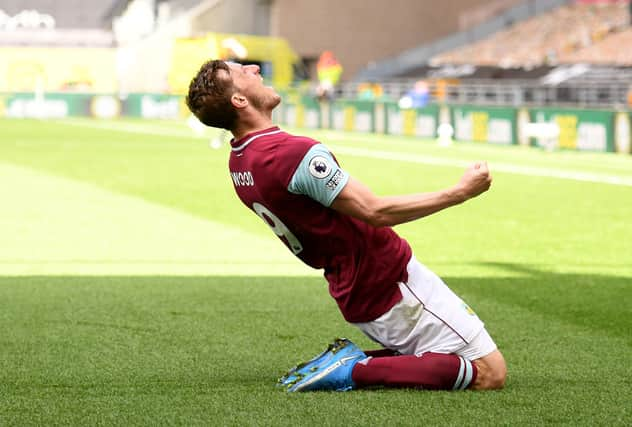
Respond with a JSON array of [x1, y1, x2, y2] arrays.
[[0, 162, 307, 276]]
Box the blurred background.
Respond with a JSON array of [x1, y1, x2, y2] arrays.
[[1, 0, 632, 152]]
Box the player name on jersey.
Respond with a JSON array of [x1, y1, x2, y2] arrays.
[[231, 171, 255, 187]]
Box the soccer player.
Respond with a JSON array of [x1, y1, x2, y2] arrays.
[[186, 60, 507, 392]]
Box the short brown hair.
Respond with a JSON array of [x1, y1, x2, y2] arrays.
[[186, 60, 238, 130]]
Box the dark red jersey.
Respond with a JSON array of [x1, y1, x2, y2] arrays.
[[229, 127, 412, 322]]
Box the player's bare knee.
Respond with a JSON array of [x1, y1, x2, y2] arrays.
[[487, 363, 507, 389], [473, 350, 506, 390], [474, 366, 505, 390]]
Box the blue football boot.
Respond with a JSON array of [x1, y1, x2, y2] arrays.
[[277, 338, 345, 388], [282, 338, 367, 392]]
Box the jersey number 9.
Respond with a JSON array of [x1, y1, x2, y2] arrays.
[[253, 202, 304, 255]]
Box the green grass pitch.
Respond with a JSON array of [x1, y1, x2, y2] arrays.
[[0, 117, 631, 426]]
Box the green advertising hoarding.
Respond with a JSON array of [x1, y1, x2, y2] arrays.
[[383, 102, 439, 138], [1, 90, 629, 156], [280, 92, 321, 129], [528, 107, 614, 152], [122, 94, 185, 119], [1, 92, 92, 118], [0, 92, 184, 119], [451, 105, 517, 145], [330, 100, 375, 132]]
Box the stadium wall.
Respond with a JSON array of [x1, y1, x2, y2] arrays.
[[269, 0, 524, 80]]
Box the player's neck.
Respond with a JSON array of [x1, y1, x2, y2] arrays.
[[231, 113, 275, 141]]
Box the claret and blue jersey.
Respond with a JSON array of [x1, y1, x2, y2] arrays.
[[229, 127, 412, 323]]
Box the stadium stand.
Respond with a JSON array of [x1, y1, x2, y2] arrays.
[[354, 0, 571, 81], [431, 1, 630, 68], [559, 27, 632, 64], [348, 1, 632, 108]]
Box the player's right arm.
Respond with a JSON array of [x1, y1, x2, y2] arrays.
[[330, 162, 492, 227]]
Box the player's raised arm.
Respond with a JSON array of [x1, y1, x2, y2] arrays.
[[330, 162, 492, 227]]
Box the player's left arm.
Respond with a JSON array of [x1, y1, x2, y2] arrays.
[[287, 143, 492, 228], [330, 162, 492, 227]]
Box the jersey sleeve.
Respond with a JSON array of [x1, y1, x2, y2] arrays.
[[287, 144, 349, 207]]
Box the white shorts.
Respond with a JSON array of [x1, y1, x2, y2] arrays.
[[353, 256, 497, 360]]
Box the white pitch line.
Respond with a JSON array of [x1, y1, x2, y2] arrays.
[[329, 145, 632, 187], [55, 119, 632, 187]]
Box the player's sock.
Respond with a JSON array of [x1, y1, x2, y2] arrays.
[[363, 348, 401, 358], [351, 352, 477, 390]]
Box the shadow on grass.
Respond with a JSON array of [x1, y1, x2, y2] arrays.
[[445, 262, 631, 342]]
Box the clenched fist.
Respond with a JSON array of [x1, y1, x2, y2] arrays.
[[455, 161, 492, 201]]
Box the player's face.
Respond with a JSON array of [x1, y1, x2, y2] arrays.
[[227, 62, 281, 111]]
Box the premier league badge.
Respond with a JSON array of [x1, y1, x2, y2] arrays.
[[308, 156, 332, 179]]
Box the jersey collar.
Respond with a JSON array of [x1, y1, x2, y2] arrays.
[[230, 126, 282, 152]]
